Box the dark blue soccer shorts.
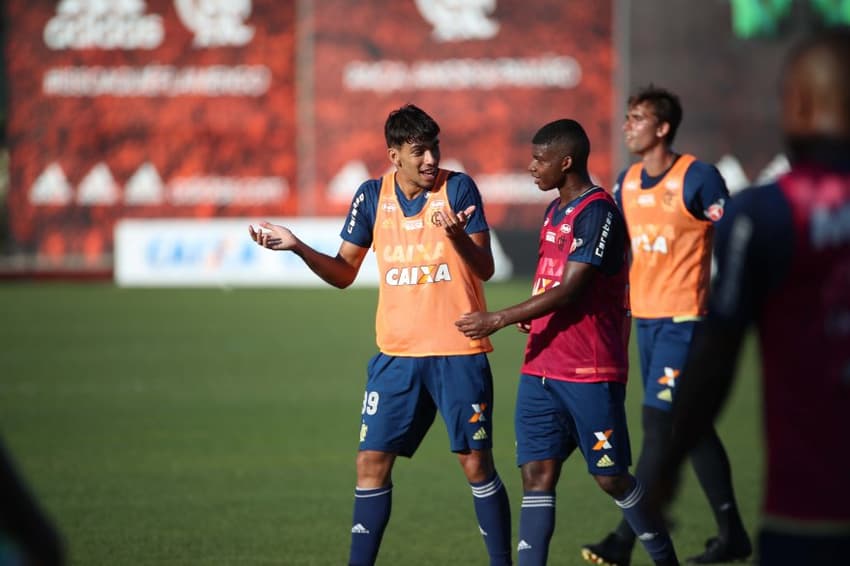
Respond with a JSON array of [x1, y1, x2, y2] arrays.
[[357, 352, 495, 457], [636, 318, 699, 412], [514, 374, 632, 476]]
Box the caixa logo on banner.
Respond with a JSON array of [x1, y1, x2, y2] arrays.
[[144, 233, 259, 270], [44, 0, 254, 50]]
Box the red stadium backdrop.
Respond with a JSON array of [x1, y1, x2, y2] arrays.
[[4, 0, 297, 266], [304, 0, 614, 229], [3, 0, 614, 268]]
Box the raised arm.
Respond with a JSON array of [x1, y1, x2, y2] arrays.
[[249, 222, 369, 289], [455, 260, 596, 339]]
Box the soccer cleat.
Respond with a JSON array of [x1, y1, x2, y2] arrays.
[[685, 536, 752, 564], [581, 532, 634, 566]]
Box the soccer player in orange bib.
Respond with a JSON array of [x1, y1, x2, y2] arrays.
[[250, 104, 512, 566], [581, 88, 751, 566]]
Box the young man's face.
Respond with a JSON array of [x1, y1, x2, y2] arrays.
[[528, 142, 567, 191], [623, 101, 667, 155], [389, 137, 441, 192]]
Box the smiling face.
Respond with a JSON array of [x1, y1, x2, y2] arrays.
[[623, 101, 669, 156], [528, 142, 568, 192], [389, 137, 441, 194]]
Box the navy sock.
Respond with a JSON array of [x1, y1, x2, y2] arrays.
[[614, 406, 677, 543], [690, 427, 748, 542], [470, 474, 513, 566], [615, 478, 677, 563], [348, 484, 392, 566], [517, 491, 555, 566]]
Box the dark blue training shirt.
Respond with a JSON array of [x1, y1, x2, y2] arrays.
[[709, 181, 793, 328]]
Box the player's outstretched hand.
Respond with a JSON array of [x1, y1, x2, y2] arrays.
[[455, 310, 503, 339], [437, 205, 476, 239], [249, 221, 298, 251]]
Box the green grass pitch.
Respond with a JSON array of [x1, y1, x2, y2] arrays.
[[0, 282, 762, 565]]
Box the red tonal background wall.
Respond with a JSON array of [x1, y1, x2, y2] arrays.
[[307, 0, 614, 228], [4, 0, 297, 265]]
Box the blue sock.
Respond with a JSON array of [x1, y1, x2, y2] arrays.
[[517, 490, 555, 566], [348, 484, 392, 566], [470, 474, 513, 566], [615, 477, 677, 563]]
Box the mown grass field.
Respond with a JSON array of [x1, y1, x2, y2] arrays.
[[0, 282, 762, 565]]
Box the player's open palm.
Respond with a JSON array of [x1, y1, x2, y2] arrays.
[[249, 221, 298, 251], [438, 205, 476, 239]]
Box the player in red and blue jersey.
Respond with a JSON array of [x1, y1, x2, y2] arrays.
[[250, 105, 512, 565], [583, 87, 751, 566], [456, 119, 679, 566], [655, 27, 850, 566]]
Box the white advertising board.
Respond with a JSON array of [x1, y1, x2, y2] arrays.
[[115, 218, 514, 287]]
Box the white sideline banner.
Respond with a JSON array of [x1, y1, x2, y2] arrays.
[[114, 218, 514, 287]]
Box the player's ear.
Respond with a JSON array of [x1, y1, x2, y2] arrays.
[[561, 155, 573, 172], [387, 147, 401, 168], [656, 121, 671, 140]]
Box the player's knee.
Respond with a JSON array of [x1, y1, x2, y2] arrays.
[[355, 450, 394, 487], [457, 449, 495, 483], [520, 460, 559, 491], [642, 406, 673, 442], [593, 473, 633, 498]]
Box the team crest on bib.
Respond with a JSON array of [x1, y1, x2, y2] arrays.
[[662, 187, 678, 212], [428, 200, 447, 226]]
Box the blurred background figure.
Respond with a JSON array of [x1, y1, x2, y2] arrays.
[[0, 438, 64, 566], [656, 26, 850, 566]]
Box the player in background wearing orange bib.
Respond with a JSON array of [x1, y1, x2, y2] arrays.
[[582, 88, 751, 566], [249, 105, 512, 566]]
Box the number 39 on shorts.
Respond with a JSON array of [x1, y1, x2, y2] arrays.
[[361, 391, 380, 415]]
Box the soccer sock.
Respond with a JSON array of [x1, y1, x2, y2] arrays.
[[689, 427, 748, 542], [613, 406, 674, 544], [348, 484, 392, 566], [615, 477, 677, 563], [517, 490, 555, 566], [470, 474, 512, 566]]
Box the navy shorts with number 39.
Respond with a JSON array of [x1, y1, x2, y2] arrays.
[[358, 352, 495, 457]]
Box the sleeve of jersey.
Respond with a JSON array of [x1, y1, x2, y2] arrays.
[[339, 180, 379, 248], [448, 172, 490, 234], [708, 183, 792, 328], [683, 162, 731, 222], [568, 199, 626, 276]]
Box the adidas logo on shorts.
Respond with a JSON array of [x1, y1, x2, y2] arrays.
[[596, 454, 616, 468]]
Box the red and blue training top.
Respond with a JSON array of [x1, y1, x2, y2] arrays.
[[710, 163, 850, 531], [521, 186, 630, 383]]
